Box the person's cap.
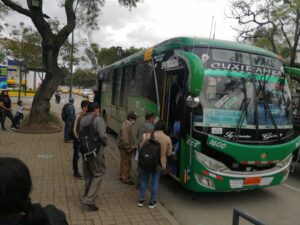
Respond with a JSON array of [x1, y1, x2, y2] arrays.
[[127, 111, 138, 119]]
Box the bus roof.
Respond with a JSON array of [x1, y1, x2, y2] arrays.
[[101, 37, 278, 71]]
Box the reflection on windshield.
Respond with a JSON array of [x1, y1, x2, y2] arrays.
[[254, 78, 292, 126], [191, 47, 292, 131], [203, 76, 250, 111], [193, 75, 292, 129]]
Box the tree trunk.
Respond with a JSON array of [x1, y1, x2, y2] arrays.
[[28, 44, 65, 125], [29, 68, 64, 125], [1, 0, 75, 131]]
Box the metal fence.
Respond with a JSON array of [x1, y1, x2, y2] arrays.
[[232, 208, 267, 225]]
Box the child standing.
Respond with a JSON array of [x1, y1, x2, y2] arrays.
[[14, 100, 30, 127]]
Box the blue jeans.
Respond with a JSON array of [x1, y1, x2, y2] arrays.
[[64, 119, 72, 140], [139, 169, 161, 202]]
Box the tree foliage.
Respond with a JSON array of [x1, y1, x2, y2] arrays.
[[84, 44, 143, 70], [1, 22, 43, 70], [0, 0, 141, 127], [229, 0, 300, 66], [0, 51, 5, 64], [71, 68, 96, 88]]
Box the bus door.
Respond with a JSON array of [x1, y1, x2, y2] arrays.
[[161, 68, 187, 177], [161, 70, 186, 130]]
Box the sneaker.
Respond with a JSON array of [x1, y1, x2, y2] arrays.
[[148, 201, 157, 209], [137, 200, 145, 207]]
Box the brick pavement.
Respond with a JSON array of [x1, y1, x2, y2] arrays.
[[0, 97, 179, 225]]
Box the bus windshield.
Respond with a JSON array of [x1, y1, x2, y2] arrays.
[[192, 48, 292, 131]]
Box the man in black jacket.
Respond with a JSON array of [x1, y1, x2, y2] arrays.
[[0, 90, 18, 130]]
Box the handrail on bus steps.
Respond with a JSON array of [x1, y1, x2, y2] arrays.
[[151, 58, 161, 113], [232, 208, 267, 225]]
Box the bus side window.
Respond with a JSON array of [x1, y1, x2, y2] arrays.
[[120, 66, 134, 108], [102, 71, 110, 92], [141, 62, 156, 102], [112, 68, 123, 105], [128, 62, 154, 101], [128, 63, 142, 96]]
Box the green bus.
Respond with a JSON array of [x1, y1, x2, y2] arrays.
[[286, 67, 300, 162], [97, 37, 300, 192]]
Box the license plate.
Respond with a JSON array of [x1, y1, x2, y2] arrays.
[[244, 177, 261, 186]]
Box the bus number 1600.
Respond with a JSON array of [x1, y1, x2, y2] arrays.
[[209, 140, 227, 149]]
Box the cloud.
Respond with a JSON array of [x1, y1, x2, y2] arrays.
[[99, 0, 151, 30], [90, 0, 237, 48], [1, 0, 239, 64]]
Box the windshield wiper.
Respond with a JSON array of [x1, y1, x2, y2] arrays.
[[257, 80, 281, 141], [233, 97, 250, 142], [232, 78, 249, 142]]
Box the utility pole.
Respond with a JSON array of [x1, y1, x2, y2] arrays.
[[69, 31, 74, 98], [18, 62, 22, 102]]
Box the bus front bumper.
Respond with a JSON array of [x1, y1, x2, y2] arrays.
[[186, 152, 292, 192]]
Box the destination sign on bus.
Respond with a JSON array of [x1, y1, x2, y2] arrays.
[[210, 62, 282, 77]]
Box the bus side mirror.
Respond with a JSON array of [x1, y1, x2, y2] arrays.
[[174, 50, 205, 108]]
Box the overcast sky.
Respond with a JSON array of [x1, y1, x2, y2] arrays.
[[2, 0, 239, 49], [92, 0, 238, 48]]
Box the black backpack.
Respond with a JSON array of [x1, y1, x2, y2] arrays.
[[61, 104, 69, 122], [79, 115, 100, 160], [138, 132, 161, 172]]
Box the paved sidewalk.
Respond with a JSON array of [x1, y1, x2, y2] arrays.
[[0, 98, 179, 225]]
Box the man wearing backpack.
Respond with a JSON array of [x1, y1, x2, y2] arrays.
[[138, 120, 172, 209], [79, 102, 107, 211], [117, 111, 138, 185], [135, 112, 156, 187], [62, 97, 75, 143], [72, 100, 89, 178]]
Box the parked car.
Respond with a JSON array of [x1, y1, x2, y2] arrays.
[[82, 88, 93, 98], [61, 87, 69, 94]]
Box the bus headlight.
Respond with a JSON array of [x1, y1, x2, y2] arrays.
[[186, 95, 200, 108], [194, 151, 227, 171], [195, 174, 215, 189]]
